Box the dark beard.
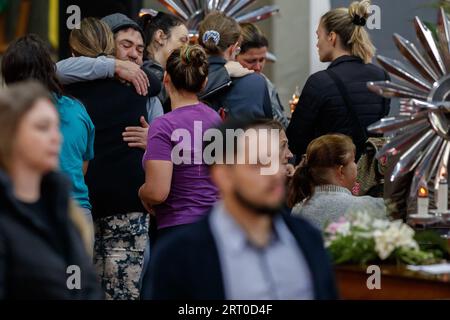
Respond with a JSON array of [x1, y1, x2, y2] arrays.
[[234, 189, 283, 217]]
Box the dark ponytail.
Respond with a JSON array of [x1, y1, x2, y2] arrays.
[[287, 160, 314, 208]]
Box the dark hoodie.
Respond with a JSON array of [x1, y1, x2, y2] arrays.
[[0, 170, 104, 300]]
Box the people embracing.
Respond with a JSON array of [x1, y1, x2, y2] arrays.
[[198, 12, 273, 121], [64, 17, 150, 300]]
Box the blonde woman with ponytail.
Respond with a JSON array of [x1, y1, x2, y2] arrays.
[[287, 0, 390, 163]]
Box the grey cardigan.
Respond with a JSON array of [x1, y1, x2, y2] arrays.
[[292, 185, 386, 230]]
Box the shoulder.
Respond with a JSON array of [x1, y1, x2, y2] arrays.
[[351, 195, 386, 212], [241, 72, 266, 83], [233, 72, 267, 88], [149, 114, 173, 131], [296, 70, 335, 99], [58, 95, 93, 124], [198, 103, 221, 120]]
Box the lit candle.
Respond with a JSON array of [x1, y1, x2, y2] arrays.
[[437, 167, 448, 214], [417, 186, 429, 217], [289, 86, 300, 114]]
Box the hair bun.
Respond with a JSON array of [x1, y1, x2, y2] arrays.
[[180, 44, 207, 68], [349, 0, 371, 22]]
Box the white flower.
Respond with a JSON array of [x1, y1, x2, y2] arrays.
[[373, 220, 418, 260], [372, 218, 390, 230]]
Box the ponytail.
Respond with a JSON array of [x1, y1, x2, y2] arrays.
[[321, 0, 375, 63], [287, 161, 314, 208]]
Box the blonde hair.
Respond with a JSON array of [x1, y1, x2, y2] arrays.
[[321, 0, 375, 63], [69, 17, 115, 58]]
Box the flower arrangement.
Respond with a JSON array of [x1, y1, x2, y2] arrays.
[[324, 211, 447, 265]]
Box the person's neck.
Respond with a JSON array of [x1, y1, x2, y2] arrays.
[[223, 197, 273, 248], [170, 91, 200, 110], [323, 176, 350, 192], [152, 49, 165, 68], [331, 49, 352, 62], [10, 162, 42, 203]]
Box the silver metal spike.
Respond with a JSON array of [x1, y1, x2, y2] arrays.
[[393, 33, 440, 82], [376, 55, 433, 91], [391, 129, 436, 181], [437, 7, 450, 71], [367, 81, 429, 100], [434, 141, 450, 190], [376, 121, 429, 158], [367, 111, 430, 134], [228, 0, 257, 17], [158, 0, 189, 20], [414, 16, 447, 75], [409, 136, 444, 198], [179, 0, 196, 15], [235, 5, 280, 23]]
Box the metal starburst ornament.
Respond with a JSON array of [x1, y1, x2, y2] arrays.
[[368, 7, 450, 200], [147, 0, 280, 36]]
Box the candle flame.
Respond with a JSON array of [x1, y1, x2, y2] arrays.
[[418, 186, 428, 197]]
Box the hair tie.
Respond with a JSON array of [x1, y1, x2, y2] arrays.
[[352, 14, 367, 27], [202, 30, 220, 46], [183, 46, 192, 64]]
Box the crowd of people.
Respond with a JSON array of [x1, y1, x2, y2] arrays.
[[0, 0, 389, 300]]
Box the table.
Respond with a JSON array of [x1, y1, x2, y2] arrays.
[[335, 265, 450, 299]]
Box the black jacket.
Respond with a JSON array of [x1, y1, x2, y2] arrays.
[[142, 209, 338, 300], [287, 55, 390, 162], [0, 171, 103, 300], [65, 79, 147, 219], [200, 56, 273, 120]]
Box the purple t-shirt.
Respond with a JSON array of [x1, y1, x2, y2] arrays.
[[143, 102, 221, 229]]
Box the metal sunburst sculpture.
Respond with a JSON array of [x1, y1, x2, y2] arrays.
[[150, 0, 279, 36], [367, 7, 450, 204]]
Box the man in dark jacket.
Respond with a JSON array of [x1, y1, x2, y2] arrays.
[[287, 55, 390, 163], [142, 118, 338, 300]]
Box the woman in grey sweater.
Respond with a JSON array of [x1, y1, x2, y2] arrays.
[[289, 134, 385, 229]]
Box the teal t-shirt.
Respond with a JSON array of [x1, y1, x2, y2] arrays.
[[55, 95, 95, 210]]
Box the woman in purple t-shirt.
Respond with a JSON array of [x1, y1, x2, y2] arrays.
[[139, 44, 221, 239]]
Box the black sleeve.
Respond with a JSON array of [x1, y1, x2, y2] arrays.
[[286, 76, 323, 161], [143, 68, 162, 97], [203, 65, 232, 96]]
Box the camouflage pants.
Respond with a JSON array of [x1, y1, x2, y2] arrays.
[[94, 212, 149, 300]]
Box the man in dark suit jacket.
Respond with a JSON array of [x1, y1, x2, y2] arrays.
[[142, 118, 338, 300]]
